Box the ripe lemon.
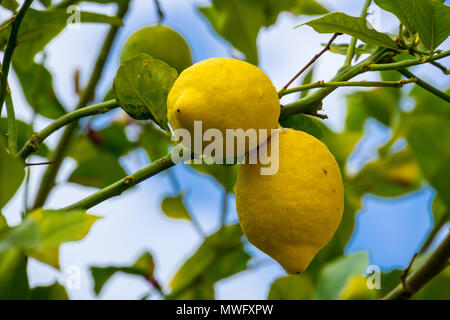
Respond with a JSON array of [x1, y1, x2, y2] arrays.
[[121, 25, 192, 74], [234, 129, 344, 274], [167, 58, 280, 158]]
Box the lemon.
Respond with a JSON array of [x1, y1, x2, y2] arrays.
[[167, 58, 280, 158], [234, 129, 344, 274], [121, 25, 192, 74]]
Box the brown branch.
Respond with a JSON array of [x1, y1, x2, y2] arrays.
[[278, 33, 341, 94], [25, 160, 55, 167]]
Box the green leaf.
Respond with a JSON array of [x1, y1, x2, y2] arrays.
[[168, 224, 250, 299], [300, 67, 315, 98], [279, 114, 323, 139], [95, 124, 133, 156], [261, 0, 328, 26], [414, 266, 450, 299], [407, 115, 450, 208], [0, 0, 19, 11], [268, 274, 314, 300], [68, 153, 127, 189], [314, 252, 369, 300], [0, 217, 39, 253], [90, 252, 155, 295], [0, 138, 25, 209], [0, 118, 50, 157], [0, 212, 7, 231], [327, 43, 377, 57], [0, 8, 123, 67], [374, 0, 418, 35], [302, 12, 398, 49], [138, 123, 172, 162], [189, 163, 237, 193], [199, 0, 263, 65], [161, 194, 191, 220], [28, 282, 69, 300], [13, 62, 66, 120], [0, 250, 29, 299], [113, 54, 177, 130], [26, 209, 100, 269]]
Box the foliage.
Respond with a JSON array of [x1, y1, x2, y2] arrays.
[[0, 0, 449, 300]]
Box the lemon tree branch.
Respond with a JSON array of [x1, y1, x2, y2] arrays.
[[18, 99, 119, 160], [32, 1, 130, 209], [384, 232, 450, 300], [398, 69, 450, 103]]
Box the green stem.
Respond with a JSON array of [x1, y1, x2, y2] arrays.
[[398, 69, 450, 103], [280, 78, 417, 96], [0, 0, 33, 115], [344, 0, 372, 67], [280, 48, 391, 118], [419, 211, 449, 254], [383, 232, 450, 300], [5, 92, 17, 155], [18, 99, 119, 160], [62, 153, 177, 211], [369, 50, 450, 71], [32, 1, 130, 209]]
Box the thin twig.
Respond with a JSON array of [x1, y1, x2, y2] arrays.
[[25, 160, 55, 167], [398, 69, 450, 103], [0, 0, 33, 115], [384, 232, 450, 300], [369, 50, 450, 71], [401, 253, 418, 295], [5, 90, 17, 155], [429, 61, 449, 74], [278, 33, 341, 94], [279, 78, 417, 97], [153, 0, 164, 24]]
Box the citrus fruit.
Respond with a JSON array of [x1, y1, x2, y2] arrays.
[[121, 25, 192, 74], [167, 58, 280, 158], [234, 128, 344, 273]]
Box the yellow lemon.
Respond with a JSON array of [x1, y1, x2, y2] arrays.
[[167, 58, 280, 158], [234, 129, 344, 274], [121, 25, 192, 74]]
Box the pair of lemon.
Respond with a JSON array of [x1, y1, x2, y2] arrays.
[[123, 26, 344, 274]]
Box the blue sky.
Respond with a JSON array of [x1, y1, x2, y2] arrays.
[[1, 0, 449, 299]]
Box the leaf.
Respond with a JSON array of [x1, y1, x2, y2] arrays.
[[161, 194, 191, 220], [189, 163, 237, 193], [0, 118, 50, 157], [338, 275, 378, 300], [0, 8, 123, 67], [279, 113, 323, 139], [327, 43, 377, 57], [0, 250, 29, 299], [0, 0, 18, 11], [113, 54, 177, 131], [374, 0, 418, 35], [90, 252, 155, 295], [261, 0, 329, 26], [302, 12, 398, 50], [168, 224, 250, 299], [314, 252, 369, 300], [13, 62, 66, 120], [413, 266, 450, 300], [26, 209, 100, 269], [199, 0, 263, 65], [0, 217, 39, 253], [300, 67, 314, 98], [407, 115, 450, 208], [28, 282, 69, 300], [268, 274, 314, 300], [68, 153, 127, 189], [0, 138, 25, 209]]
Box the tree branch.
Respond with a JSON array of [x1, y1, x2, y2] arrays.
[[279, 78, 416, 97], [18, 99, 119, 160], [278, 32, 341, 95], [398, 69, 450, 103], [5, 91, 17, 155], [32, 1, 130, 209], [344, 0, 372, 67], [419, 211, 449, 254], [383, 231, 450, 300], [368, 50, 450, 71], [0, 0, 33, 115], [62, 153, 177, 211], [280, 48, 392, 118]]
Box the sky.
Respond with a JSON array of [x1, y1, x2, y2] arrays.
[[1, 0, 449, 299]]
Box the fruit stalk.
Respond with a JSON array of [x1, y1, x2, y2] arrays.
[[384, 231, 450, 300], [18, 99, 119, 160]]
